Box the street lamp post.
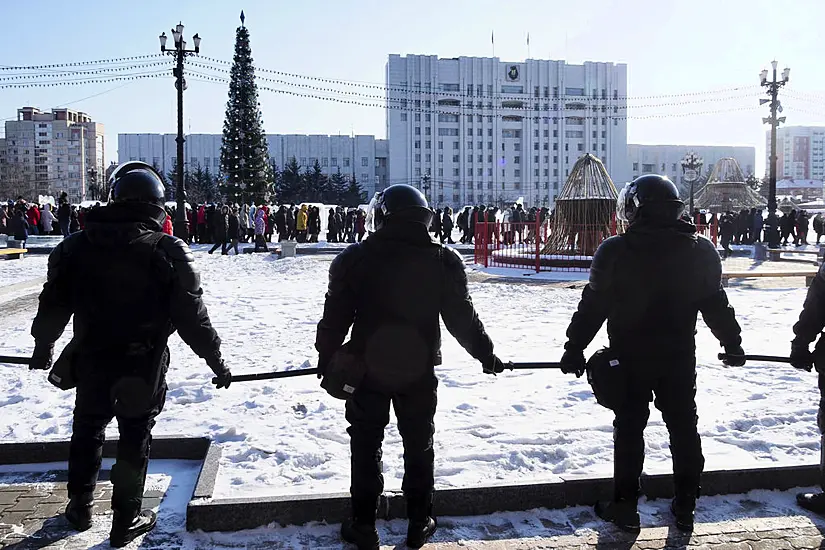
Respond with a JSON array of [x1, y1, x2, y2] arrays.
[[160, 23, 201, 241], [760, 60, 789, 248], [680, 152, 703, 215]]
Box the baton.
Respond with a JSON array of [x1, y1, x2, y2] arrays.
[[0, 355, 31, 366], [717, 353, 792, 364], [507, 362, 564, 370], [214, 367, 319, 384]]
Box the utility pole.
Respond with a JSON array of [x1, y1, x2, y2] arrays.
[[760, 60, 789, 249], [160, 22, 201, 241]]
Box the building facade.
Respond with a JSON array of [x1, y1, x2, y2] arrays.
[[767, 126, 825, 181], [776, 178, 824, 201], [627, 144, 756, 189], [2, 107, 105, 203], [386, 54, 629, 209], [118, 134, 389, 199]]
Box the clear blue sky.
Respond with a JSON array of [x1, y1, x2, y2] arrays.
[[2, 0, 825, 176]]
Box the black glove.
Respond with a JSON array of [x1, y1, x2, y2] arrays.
[[29, 342, 54, 371], [560, 347, 586, 378], [317, 353, 330, 380], [722, 344, 746, 367], [482, 354, 506, 375], [791, 340, 814, 372], [208, 357, 232, 389]]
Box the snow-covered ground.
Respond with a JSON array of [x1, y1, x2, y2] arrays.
[[0, 247, 820, 500]]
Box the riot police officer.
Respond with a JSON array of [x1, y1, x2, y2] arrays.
[[29, 161, 231, 547], [559, 175, 744, 533], [315, 184, 503, 549], [791, 260, 825, 514]]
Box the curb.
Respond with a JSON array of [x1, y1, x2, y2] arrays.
[[186, 463, 819, 532]]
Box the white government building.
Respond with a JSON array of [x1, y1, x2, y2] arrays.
[[385, 54, 629, 209], [117, 134, 389, 199]]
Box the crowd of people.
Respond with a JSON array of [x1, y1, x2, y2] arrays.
[[187, 203, 371, 255]]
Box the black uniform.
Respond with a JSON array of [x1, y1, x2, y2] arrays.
[[30, 202, 224, 526], [315, 221, 495, 525], [565, 218, 742, 504]]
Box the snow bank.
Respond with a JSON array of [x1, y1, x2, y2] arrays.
[[0, 249, 820, 499]]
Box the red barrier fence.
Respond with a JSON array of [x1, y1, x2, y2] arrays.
[[473, 214, 718, 273]]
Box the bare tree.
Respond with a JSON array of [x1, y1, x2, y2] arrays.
[[0, 161, 37, 201]]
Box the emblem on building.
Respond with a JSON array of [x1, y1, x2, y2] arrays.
[[507, 65, 519, 81]]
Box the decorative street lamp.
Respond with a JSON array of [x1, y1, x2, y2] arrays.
[[160, 22, 201, 241], [680, 151, 703, 215], [760, 60, 789, 248]]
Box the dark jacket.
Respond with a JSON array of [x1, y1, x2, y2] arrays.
[[10, 211, 29, 240], [228, 213, 241, 239], [57, 201, 71, 223], [31, 202, 222, 371], [315, 221, 494, 389], [793, 261, 825, 346], [214, 212, 229, 241], [566, 218, 741, 360]]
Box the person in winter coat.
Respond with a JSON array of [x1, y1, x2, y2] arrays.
[[797, 210, 810, 246], [327, 208, 338, 242], [457, 207, 469, 243], [239, 204, 250, 243], [752, 209, 764, 243], [781, 211, 797, 245], [354, 209, 366, 242], [26, 204, 41, 235], [441, 207, 455, 244], [814, 214, 825, 244], [275, 206, 288, 241], [247, 204, 257, 242], [196, 205, 206, 244], [286, 205, 297, 240], [58, 197, 72, 237], [296, 204, 309, 243], [69, 206, 80, 234], [41, 203, 56, 235], [9, 208, 30, 243], [227, 207, 242, 255], [430, 208, 442, 241], [162, 210, 173, 235], [718, 212, 735, 259], [264, 206, 274, 242], [254, 207, 268, 252], [208, 206, 230, 255], [561, 175, 743, 534], [307, 206, 319, 243], [312, 206, 322, 243], [0, 204, 8, 235], [468, 206, 478, 244]]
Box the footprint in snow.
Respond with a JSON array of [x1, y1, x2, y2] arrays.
[[749, 393, 767, 401], [293, 404, 308, 415], [511, 404, 527, 413], [455, 403, 474, 411]]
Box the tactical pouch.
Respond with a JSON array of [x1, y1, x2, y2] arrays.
[[586, 348, 627, 411], [320, 343, 367, 400]]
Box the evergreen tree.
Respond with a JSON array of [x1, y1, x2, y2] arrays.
[[304, 159, 328, 203], [164, 161, 182, 202], [269, 162, 282, 205], [328, 171, 348, 204], [278, 157, 304, 204], [341, 175, 367, 207], [220, 20, 272, 205], [203, 166, 220, 204]]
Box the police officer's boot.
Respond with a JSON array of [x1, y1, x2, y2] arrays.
[[109, 461, 156, 547], [340, 496, 379, 550], [671, 476, 701, 532], [64, 492, 93, 531], [797, 436, 825, 515], [405, 493, 437, 549], [594, 499, 640, 534]]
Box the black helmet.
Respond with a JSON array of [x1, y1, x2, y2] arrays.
[[617, 174, 684, 225], [373, 184, 432, 230], [109, 161, 165, 206]]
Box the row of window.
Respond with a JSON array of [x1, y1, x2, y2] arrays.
[[415, 167, 569, 179], [414, 83, 620, 100]]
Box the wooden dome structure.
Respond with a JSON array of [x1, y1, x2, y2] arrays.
[[541, 153, 618, 256], [693, 157, 765, 213]]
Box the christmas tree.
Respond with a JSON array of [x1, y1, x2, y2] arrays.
[[220, 13, 272, 204]]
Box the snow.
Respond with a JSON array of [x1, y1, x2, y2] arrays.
[[0, 247, 821, 502], [0, 254, 47, 287]]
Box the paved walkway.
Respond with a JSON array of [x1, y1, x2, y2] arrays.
[[0, 480, 165, 549]]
